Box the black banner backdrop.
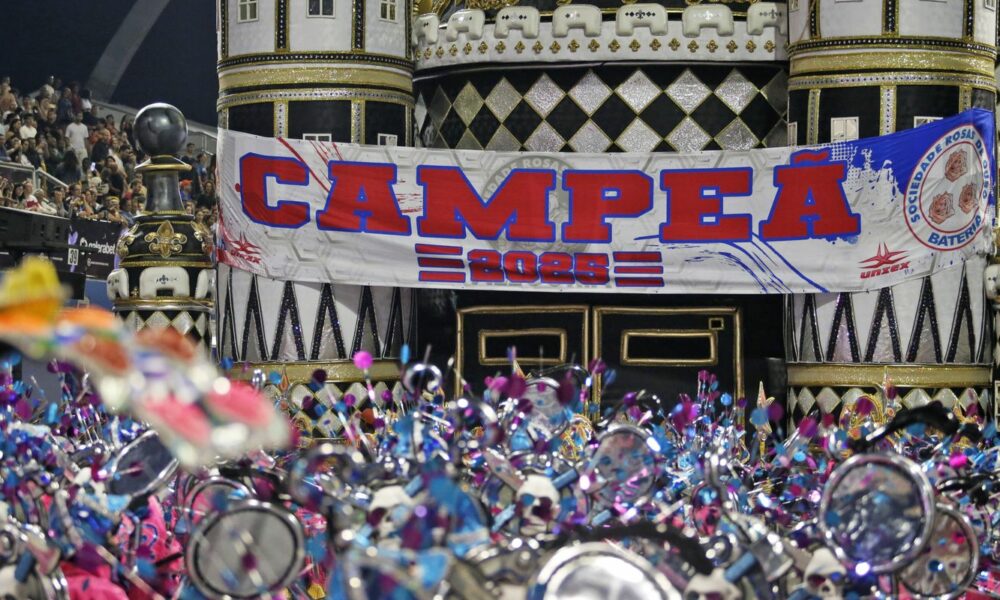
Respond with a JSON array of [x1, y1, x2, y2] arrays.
[[0, 210, 123, 280], [62, 218, 123, 280]]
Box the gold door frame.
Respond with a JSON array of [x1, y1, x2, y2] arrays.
[[455, 304, 590, 396], [592, 306, 744, 403]]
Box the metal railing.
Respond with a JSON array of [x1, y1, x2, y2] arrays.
[[3, 100, 216, 196], [0, 162, 67, 189]]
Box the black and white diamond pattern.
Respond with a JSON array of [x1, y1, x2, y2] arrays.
[[787, 385, 991, 422], [415, 64, 787, 153], [122, 309, 212, 352]]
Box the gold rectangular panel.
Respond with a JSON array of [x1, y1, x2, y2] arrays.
[[593, 307, 743, 402], [478, 328, 568, 366], [621, 329, 717, 367], [456, 304, 589, 396]]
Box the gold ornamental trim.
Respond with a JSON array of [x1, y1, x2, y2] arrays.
[[786, 363, 992, 388], [118, 260, 213, 269], [144, 221, 187, 259], [478, 328, 568, 366], [788, 36, 996, 59], [592, 306, 743, 402], [135, 162, 193, 173], [790, 51, 997, 79], [789, 72, 997, 92], [113, 298, 214, 311], [620, 329, 718, 367], [217, 88, 415, 111], [227, 360, 401, 385], [455, 304, 590, 396], [217, 51, 414, 72], [219, 67, 414, 94]]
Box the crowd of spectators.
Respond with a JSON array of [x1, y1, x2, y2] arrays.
[[0, 75, 218, 228]]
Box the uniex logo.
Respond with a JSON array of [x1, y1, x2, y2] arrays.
[[859, 243, 909, 279]]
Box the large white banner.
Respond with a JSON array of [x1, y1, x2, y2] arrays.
[[217, 110, 995, 294]]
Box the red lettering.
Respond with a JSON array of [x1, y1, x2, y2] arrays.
[[759, 150, 861, 240], [416, 167, 556, 241], [539, 253, 574, 284], [659, 168, 752, 242], [562, 171, 653, 243], [504, 251, 538, 283], [469, 250, 503, 282], [576, 254, 610, 285], [239, 154, 310, 228], [316, 162, 410, 235]]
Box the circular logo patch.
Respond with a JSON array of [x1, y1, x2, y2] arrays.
[[904, 124, 991, 251]]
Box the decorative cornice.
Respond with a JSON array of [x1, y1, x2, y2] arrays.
[[786, 363, 992, 388], [217, 88, 415, 111], [414, 18, 785, 70], [218, 51, 414, 72], [788, 35, 996, 58], [790, 50, 997, 79], [789, 71, 997, 92], [219, 67, 414, 94]]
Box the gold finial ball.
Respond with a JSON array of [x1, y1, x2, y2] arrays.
[[134, 103, 188, 157]]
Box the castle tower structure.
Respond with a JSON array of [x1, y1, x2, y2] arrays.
[[412, 1, 791, 402], [107, 104, 216, 353], [216, 0, 416, 419], [784, 1, 997, 422]]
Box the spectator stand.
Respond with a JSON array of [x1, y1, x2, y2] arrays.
[[1, 74, 223, 315]]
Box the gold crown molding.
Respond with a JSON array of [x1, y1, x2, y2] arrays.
[[121, 251, 212, 260], [227, 359, 401, 385], [789, 72, 997, 91], [217, 51, 414, 72], [135, 161, 193, 174], [219, 67, 414, 94], [218, 60, 412, 78], [217, 88, 415, 111], [786, 363, 992, 388], [117, 260, 216, 269], [788, 36, 996, 58], [790, 51, 997, 79]]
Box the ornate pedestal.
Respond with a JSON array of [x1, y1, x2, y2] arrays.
[[107, 104, 214, 352]]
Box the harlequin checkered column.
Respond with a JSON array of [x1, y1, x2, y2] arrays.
[[217, 0, 416, 419], [412, 1, 790, 402], [784, 0, 997, 425], [107, 104, 215, 353]]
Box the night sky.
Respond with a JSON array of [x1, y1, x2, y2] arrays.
[[0, 0, 219, 125]]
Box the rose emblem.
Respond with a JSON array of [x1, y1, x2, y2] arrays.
[[928, 192, 955, 225], [945, 150, 968, 182], [959, 183, 978, 214]]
